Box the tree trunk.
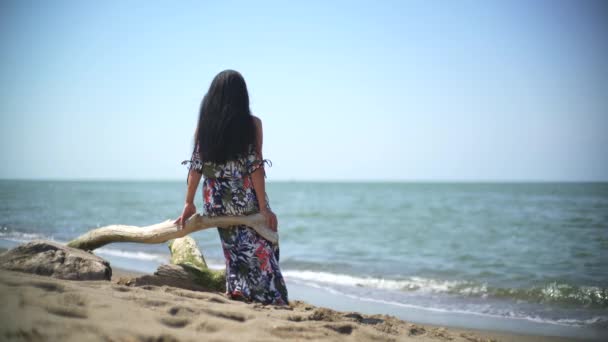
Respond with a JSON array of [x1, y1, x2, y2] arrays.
[[66, 213, 277, 251], [166, 236, 225, 290], [120, 236, 226, 292]]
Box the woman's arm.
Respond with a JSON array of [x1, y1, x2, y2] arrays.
[[174, 165, 203, 228], [251, 116, 278, 232]]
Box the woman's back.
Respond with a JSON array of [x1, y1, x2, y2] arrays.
[[192, 144, 267, 217]]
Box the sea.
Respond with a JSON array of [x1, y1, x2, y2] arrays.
[[1, 180, 606, 340]]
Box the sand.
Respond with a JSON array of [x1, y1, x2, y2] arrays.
[[0, 267, 588, 342]]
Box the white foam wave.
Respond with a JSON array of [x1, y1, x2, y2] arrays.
[[0, 231, 59, 243], [282, 270, 470, 293], [289, 277, 608, 328], [95, 248, 169, 263]]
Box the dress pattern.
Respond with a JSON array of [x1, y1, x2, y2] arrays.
[[183, 144, 288, 305]]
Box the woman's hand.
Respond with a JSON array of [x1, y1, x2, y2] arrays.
[[174, 202, 197, 229], [260, 208, 278, 232]]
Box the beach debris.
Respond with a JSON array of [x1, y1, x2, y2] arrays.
[[66, 212, 278, 251], [344, 312, 364, 320], [323, 323, 355, 335], [289, 300, 314, 311], [160, 236, 224, 291], [168, 236, 208, 269], [460, 332, 498, 342], [308, 307, 341, 321], [135, 333, 179, 342], [344, 312, 384, 325], [429, 327, 454, 340], [0, 240, 111, 280], [371, 315, 402, 335], [119, 236, 225, 292], [408, 324, 426, 336]]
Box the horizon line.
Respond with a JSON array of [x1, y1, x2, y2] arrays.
[[1, 177, 607, 184]]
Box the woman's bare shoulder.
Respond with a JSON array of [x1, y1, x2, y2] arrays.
[[252, 115, 262, 125], [252, 115, 263, 132]]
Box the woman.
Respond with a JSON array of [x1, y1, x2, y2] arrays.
[[175, 70, 288, 305]]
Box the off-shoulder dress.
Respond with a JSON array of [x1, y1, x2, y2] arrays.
[[183, 145, 288, 305]]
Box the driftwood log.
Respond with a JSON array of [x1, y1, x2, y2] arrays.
[[163, 236, 224, 291], [123, 236, 225, 291], [67, 213, 277, 251], [65, 213, 271, 291]]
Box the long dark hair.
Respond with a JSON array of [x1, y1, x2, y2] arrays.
[[194, 70, 256, 164]]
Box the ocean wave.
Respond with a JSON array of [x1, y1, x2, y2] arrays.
[[455, 281, 608, 309], [0, 231, 57, 242], [3, 231, 606, 309], [95, 248, 168, 263], [283, 270, 608, 308], [283, 270, 465, 292], [292, 279, 608, 328]]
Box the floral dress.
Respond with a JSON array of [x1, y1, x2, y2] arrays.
[[183, 144, 289, 305]]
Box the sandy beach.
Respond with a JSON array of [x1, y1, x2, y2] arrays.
[[2, 0, 607, 339], [0, 265, 588, 342]]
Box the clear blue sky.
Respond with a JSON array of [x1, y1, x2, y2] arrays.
[[1, 0, 607, 181]]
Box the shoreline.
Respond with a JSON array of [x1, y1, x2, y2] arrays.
[[0, 265, 595, 342], [0, 245, 604, 341], [112, 268, 596, 342]]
